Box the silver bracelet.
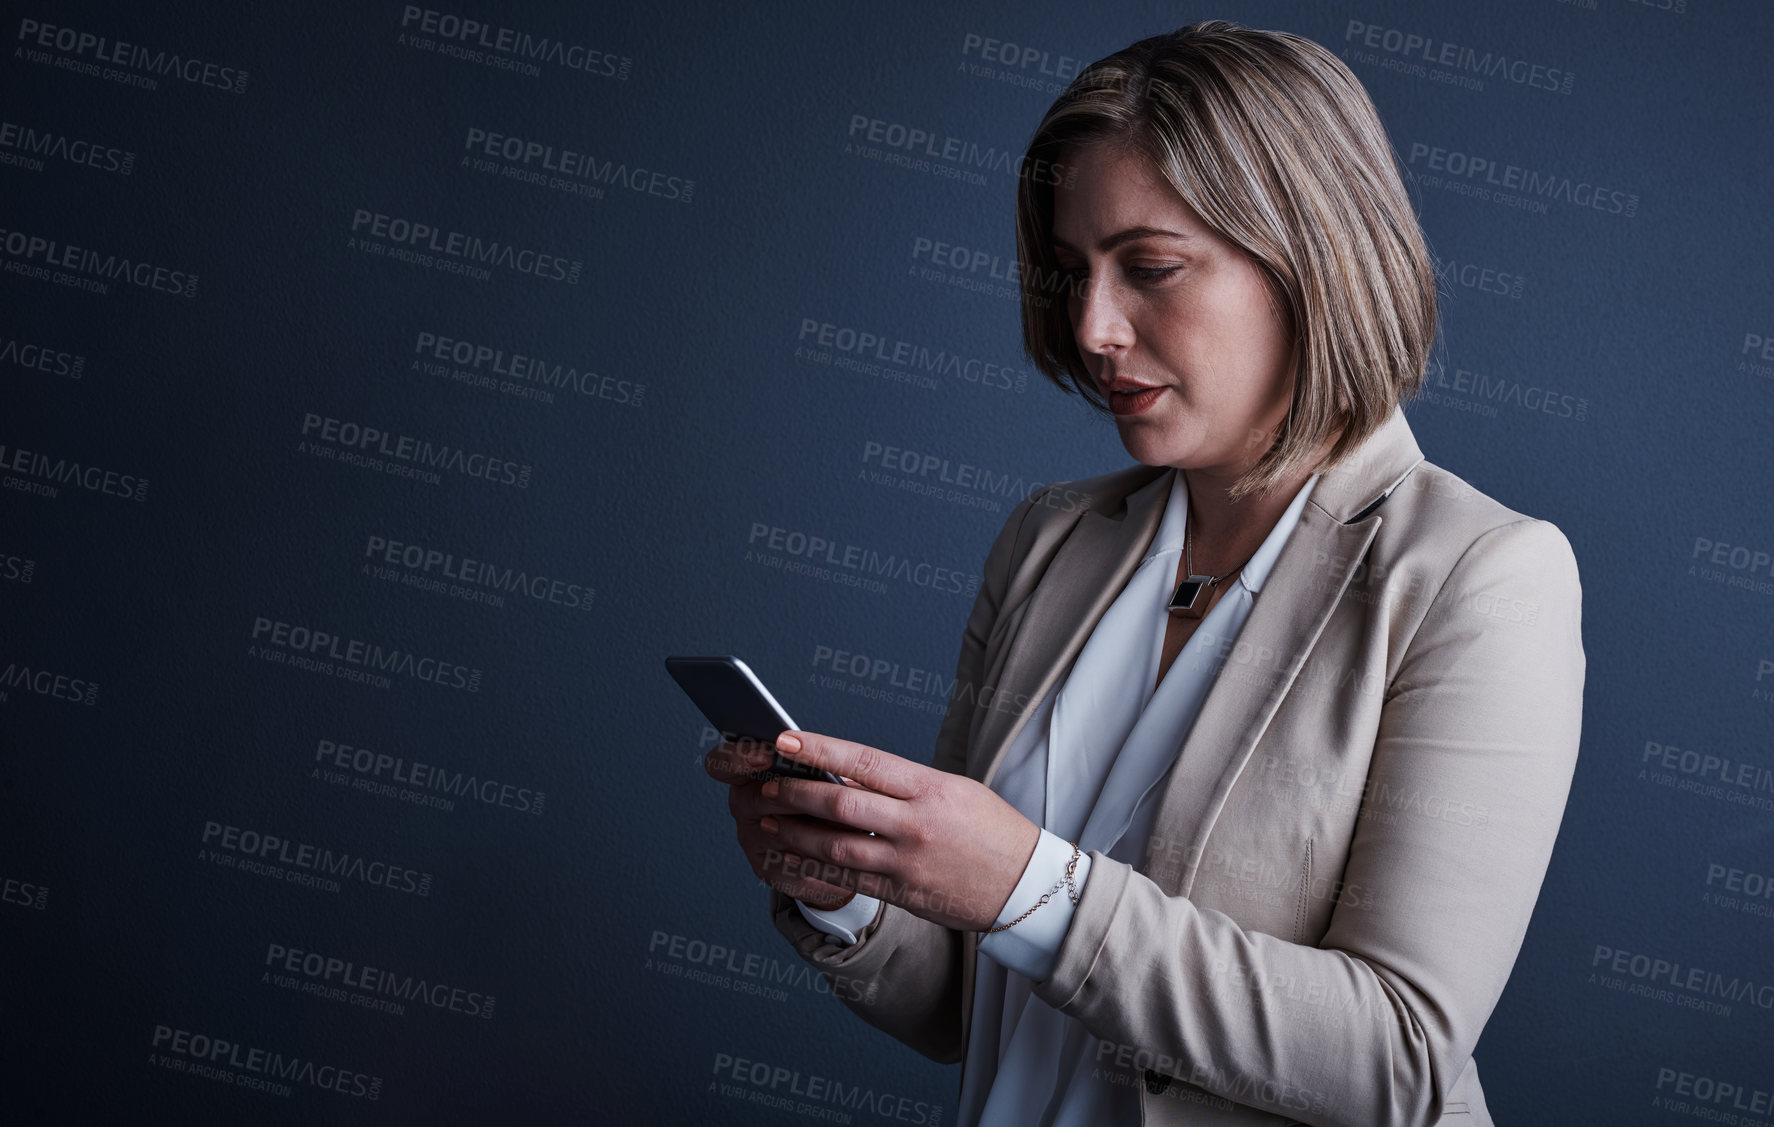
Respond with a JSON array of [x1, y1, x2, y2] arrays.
[[983, 842, 1082, 934]]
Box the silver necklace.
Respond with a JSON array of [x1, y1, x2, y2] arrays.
[[1166, 506, 1255, 619]]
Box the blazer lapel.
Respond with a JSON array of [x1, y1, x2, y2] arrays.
[[1143, 406, 1425, 895], [1139, 509, 1379, 894], [973, 468, 1173, 790], [964, 406, 1426, 890]]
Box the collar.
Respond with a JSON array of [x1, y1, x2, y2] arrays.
[[1076, 402, 1424, 531], [1147, 471, 1321, 595], [1303, 403, 1424, 524]]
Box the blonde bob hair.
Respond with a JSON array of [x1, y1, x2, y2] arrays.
[[1016, 20, 1436, 501]]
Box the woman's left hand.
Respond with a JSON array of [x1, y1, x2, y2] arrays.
[[759, 730, 1042, 933]]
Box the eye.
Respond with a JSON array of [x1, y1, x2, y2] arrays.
[[1052, 262, 1181, 298]]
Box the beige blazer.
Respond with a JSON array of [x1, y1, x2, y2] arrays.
[[770, 404, 1585, 1127]]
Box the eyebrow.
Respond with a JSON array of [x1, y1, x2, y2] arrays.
[[1050, 226, 1194, 253]]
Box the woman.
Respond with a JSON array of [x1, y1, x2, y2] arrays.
[[706, 20, 1584, 1127]]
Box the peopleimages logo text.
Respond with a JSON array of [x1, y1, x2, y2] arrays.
[[265, 941, 495, 1018], [300, 413, 531, 488], [0, 660, 98, 705], [398, 6, 630, 79], [251, 616, 483, 692], [16, 19, 249, 92], [0, 226, 198, 296], [316, 737, 545, 815], [1405, 142, 1637, 216], [202, 821, 433, 897], [350, 209, 581, 283], [0, 441, 148, 501], [150, 1025, 380, 1100]]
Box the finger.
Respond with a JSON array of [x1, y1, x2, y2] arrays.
[[759, 842, 884, 900], [774, 730, 923, 800], [704, 738, 775, 783], [760, 847, 899, 908], [731, 784, 860, 830], [763, 774, 905, 837], [773, 849, 898, 905], [764, 814, 895, 877], [754, 842, 864, 906]]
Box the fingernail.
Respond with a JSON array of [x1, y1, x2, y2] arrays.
[[760, 816, 779, 835], [760, 779, 779, 799], [776, 733, 801, 754]]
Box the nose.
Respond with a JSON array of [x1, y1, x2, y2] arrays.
[[1071, 270, 1133, 356]]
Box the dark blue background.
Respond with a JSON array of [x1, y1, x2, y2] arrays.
[[3, 1, 1771, 1123]]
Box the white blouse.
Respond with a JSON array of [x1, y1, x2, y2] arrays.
[[800, 469, 1321, 1127]]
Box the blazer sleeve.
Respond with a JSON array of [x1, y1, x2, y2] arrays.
[[1029, 516, 1586, 1127], [766, 485, 1053, 1064]]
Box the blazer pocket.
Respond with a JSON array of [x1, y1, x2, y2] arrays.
[[1293, 837, 1314, 944]]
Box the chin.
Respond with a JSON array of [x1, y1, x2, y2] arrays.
[[1115, 427, 1191, 470], [1109, 410, 1186, 466]]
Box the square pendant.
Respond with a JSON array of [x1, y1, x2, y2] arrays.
[[1167, 575, 1215, 618]]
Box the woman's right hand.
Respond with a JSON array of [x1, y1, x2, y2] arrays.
[[704, 738, 858, 912]]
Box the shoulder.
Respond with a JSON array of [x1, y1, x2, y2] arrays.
[[1364, 459, 1584, 657], [1370, 458, 1580, 582]]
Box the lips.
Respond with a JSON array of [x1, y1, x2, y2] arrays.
[[1104, 382, 1165, 417], [1100, 376, 1161, 394]]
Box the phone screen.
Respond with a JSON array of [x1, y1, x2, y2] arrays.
[[665, 655, 842, 785]]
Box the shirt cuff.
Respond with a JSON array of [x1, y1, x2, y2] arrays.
[[796, 893, 883, 946], [977, 828, 1092, 983]]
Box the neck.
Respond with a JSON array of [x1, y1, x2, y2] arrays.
[[1179, 434, 1337, 574]]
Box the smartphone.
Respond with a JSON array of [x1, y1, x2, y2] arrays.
[[665, 655, 843, 785]]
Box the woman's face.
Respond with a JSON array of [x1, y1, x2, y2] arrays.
[[1050, 139, 1297, 477]]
